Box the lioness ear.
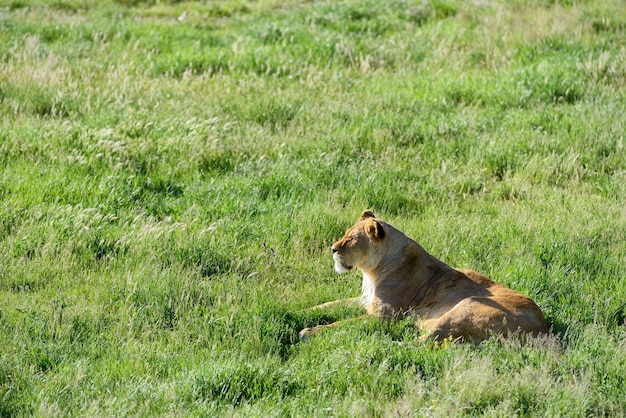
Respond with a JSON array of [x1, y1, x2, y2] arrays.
[[364, 218, 385, 240], [359, 210, 376, 221]]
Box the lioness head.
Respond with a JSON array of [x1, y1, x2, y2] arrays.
[[332, 211, 386, 273]]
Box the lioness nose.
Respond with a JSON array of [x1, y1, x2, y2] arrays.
[[331, 246, 338, 253]]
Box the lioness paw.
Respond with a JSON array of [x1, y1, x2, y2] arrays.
[[298, 327, 315, 340]]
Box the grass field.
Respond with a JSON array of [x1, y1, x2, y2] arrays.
[[1, 0, 625, 415]]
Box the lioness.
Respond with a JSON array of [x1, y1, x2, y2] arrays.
[[300, 211, 548, 344]]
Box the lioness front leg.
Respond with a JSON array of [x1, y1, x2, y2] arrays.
[[304, 297, 360, 311], [299, 297, 365, 339], [298, 315, 370, 340]]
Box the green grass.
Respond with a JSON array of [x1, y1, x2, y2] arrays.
[[1, 0, 625, 415]]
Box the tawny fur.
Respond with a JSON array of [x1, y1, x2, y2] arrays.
[[300, 211, 548, 344]]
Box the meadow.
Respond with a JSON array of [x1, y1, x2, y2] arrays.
[[1, 0, 625, 415]]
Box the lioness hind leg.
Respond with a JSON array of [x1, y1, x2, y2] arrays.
[[417, 298, 503, 344], [417, 316, 479, 345], [418, 327, 480, 345], [418, 296, 546, 344]]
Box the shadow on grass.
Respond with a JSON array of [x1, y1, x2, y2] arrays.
[[257, 306, 343, 360], [546, 315, 569, 339]]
